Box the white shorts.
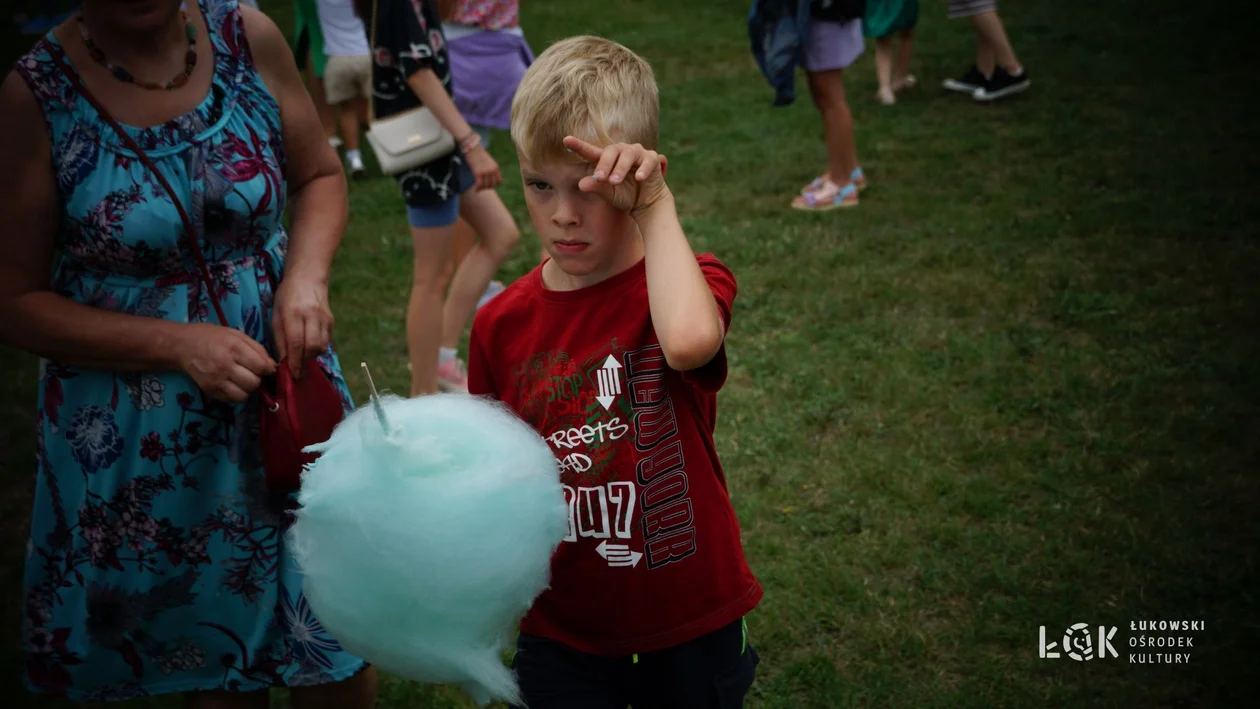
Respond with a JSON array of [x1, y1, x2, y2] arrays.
[[324, 54, 371, 105]]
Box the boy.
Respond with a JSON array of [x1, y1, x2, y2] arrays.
[[316, 0, 371, 177], [467, 36, 763, 708]]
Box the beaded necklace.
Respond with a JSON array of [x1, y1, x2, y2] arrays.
[[75, 4, 198, 91]]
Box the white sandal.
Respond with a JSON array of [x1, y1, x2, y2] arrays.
[[892, 75, 917, 92]]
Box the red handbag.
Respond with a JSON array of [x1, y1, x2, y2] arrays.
[[49, 43, 345, 493], [257, 358, 347, 492]]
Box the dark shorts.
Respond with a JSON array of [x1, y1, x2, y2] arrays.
[[509, 618, 759, 709]]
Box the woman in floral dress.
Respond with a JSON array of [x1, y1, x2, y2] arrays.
[[0, 0, 377, 705]]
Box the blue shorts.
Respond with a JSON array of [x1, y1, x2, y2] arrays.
[[407, 194, 462, 228], [404, 125, 493, 228]]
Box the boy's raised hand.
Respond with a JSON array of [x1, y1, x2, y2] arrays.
[[563, 136, 670, 216]]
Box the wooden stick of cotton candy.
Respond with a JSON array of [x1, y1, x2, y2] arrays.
[[286, 362, 568, 706]]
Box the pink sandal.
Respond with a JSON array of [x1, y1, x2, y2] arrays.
[[791, 179, 859, 211], [802, 167, 867, 195]]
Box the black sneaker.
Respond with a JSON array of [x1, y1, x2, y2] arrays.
[[942, 65, 988, 94], [973, 67, 1030, 102]]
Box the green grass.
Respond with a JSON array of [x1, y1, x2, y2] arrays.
[[2, 0, 1258, 706]]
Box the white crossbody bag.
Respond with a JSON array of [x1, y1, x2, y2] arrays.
[[364, 0, 456, 175]]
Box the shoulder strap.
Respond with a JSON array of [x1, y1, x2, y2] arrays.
[[367, 0, 379, 124], [45, 40, 230, 329]]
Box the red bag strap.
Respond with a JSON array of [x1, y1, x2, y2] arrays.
[[46, 40, 229, 329]]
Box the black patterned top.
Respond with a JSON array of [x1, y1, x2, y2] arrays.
[[369, 0, 469, 207]]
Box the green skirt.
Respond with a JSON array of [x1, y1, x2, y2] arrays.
[[864, 0, 919, 39]]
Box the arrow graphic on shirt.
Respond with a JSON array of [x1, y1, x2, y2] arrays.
[[596, 540, 643, 568], [596, 355, 623, 410]]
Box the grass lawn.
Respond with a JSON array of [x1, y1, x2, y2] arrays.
[[2, 0, 1257, 707]]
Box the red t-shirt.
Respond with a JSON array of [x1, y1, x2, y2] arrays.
[[467, 254, 763, 656]]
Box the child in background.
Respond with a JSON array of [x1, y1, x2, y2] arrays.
[[793, 0, 867, 210], [317, 0, 372, 177], [468, 35, 763, 708], [294, 0, 340, 147], [864, 0, 918, 105], [443, 0, 532, 139], [358, 0, 516, 395], [442, 0, 534, 310]]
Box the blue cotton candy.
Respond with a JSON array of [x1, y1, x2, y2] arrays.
[[286, 392, 568, 706]]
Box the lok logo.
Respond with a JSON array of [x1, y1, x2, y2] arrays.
[[1039, 623, 1119, 661]]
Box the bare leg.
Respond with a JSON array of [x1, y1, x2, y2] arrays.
[[970, 11, 1022, 74], [802, 77, 832, 189], [306, 56, 339, 143], [441, 189, 519, 349], [290, 665, 379, 709], [408, 220, 457, 396], [451, 217, 477, 281], [314, 81, 338, 144], [810, 69, 858, 181], [184, 689, 270, 709], [972, 17, 996, 77], [793, 69, 859, 207], [874, 38, 895, 104], [894, 29, 916, 88], [339, 97, 365, 152]]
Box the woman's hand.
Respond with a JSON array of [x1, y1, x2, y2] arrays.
[[272, 275, 334, 378], [175, 324, 278, 403], [465, 146, 502, 191]]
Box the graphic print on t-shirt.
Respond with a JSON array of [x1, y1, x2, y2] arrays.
[[623, 343, 699, 571], [513, 340, 699, 571], [512, 340, 633, 487]]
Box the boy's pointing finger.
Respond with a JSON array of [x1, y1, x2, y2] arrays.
[[562, 136, 604, 161]]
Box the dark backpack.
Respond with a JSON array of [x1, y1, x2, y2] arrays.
[[810, 0, 866, 22]]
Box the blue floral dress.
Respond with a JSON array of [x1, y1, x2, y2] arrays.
[[15, 0, 367, 701]]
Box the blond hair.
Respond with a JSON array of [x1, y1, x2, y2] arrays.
[[510, 36, 659, 167]]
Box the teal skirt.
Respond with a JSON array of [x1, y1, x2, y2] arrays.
[[864, 0, 919, 38]]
